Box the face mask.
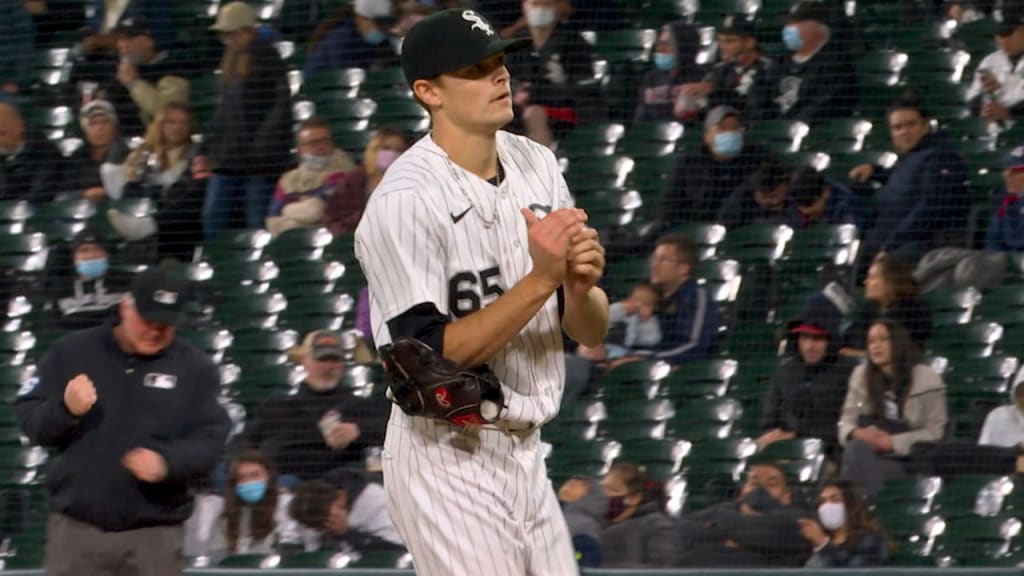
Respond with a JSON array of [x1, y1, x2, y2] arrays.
[[713, 131, 744, 158], [782, 25, 804, 51], [742, 485, 782, 512], [818, 501, 847, 531], [363, 29, 387, 46], [236, 480, 267, 504], [375, 149, 400, 172], [607, 495, 629, 520], [301, 153, 330, 171], [76, 258, 108, 280], [653, 52, 676, 71], [526, 7, 557, 29]]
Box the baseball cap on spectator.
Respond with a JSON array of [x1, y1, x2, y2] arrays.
[[720, 14, 757, 37], [79, 100, 118, 131], [72, 228, 107, 251], [130, 267, 188, 325], [1006, 145, 1024, 172], [400, 9, 531, 85], [112, 17, 151, 37], [210, 1, 257, 32], [354, 0, 394, 21], [998, 8, 1024, 37], [303, 330, 345, 361], [787, 0, 830, 24], [704, 105, 740, 131]]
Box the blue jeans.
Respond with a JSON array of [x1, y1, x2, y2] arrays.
[[202, 174, 276, 240]]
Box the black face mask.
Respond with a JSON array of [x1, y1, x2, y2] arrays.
[[607, 495, 629, 520], [742, 485, 782, 512]]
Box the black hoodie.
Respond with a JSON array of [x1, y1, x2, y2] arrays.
[[633, 22, 704, 123]]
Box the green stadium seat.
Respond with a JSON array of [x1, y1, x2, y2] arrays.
[[779, 223, 860, 290], [855, 51, 908, 86], [302, 67, 366, 100], [339, 363, 384, 399], [667, 397, 743, 440], [746, 119, 810, 154], [370, 97, 430, 135], [954, 17, 996, 55], [615, 438, 692, 480], [805, 118, 875, 154], [590, 29, 657, 63], [178, 328, 233, 363], [884, 514, 946, 566], [565, 154, 633, 192], [324, 232, 356, 265], [718, 223, 794, 264], [313, 97, 376, 132], [361, 67, 411, 100], [934, 475, 1015, 518], [874, 476, 943, 519], [935, 515, 1023, 567], [695, 258, 743, 306], [928, 321, 1003, 359], [656, 358, 737, 399], [605, 398, 676, 426], [601, 257, 649, 301], [283, 293, 354, 334], [755, 437, 825, 485], [215, 290, 288, 332], [557, 123, 626, 158], [943, 117, 1001, 142], [977, 286, 1024, 326], [333, 129, 373, 158], [905, 50, 972, 85], [0, 200, 34, 229], [273, 261, 348, 303], [923, 285, 981, 327], [204, 228, 271, 258], [265, 227, 334, 263], [597, 418, 668, 442], [670, 222, 727, 260], [616, 121, 684, 158], [695, 0, 758, 22], [0, 331, 36, 366], [26, 198, 94, 241], [547, 438, 620, 477], [230, 329, 299, 355]]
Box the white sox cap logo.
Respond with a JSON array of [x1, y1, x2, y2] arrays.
[[462, 10, 494, 36]]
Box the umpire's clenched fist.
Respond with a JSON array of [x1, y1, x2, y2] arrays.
[[64, 374, 97, 417]]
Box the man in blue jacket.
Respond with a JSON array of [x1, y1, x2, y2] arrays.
[[647, 233, 721, 365], [16, 267, 229, 576], [787, 165, 864, 230], [851, 97, 968, 266]]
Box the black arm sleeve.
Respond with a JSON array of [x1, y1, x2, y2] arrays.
[[386, 302, 451, 355]]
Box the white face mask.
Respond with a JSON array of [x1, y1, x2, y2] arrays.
[[818, 501, 847, 532], [526, 6, 557, 29], [301, 153, 330, 171]]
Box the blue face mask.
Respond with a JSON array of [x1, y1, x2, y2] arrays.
[[713, 131, 744, 158], [76, 258, 108, 280], [653, 52, 677, 71], [363, 29, 387, 46], [236, 480, 267, 504], [782, 25, 804, 51]]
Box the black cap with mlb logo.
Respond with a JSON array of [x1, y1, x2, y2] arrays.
[[131, 267, 188, 325], [400, 8, 531, 86]]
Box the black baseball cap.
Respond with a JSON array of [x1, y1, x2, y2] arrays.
[[72, 227, 107, 250], [112, 17, 152, 37], [720, 14, 757, 38], [998, 8, 1024, 37], [400, 9, 531, 86], [787, 0, 830, 24], [130, 267, 188, 325]]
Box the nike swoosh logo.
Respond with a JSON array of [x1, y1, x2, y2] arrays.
[[451, 207, 472, 223]]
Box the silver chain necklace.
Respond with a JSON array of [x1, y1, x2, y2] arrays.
[[443, 154, 504, 227]]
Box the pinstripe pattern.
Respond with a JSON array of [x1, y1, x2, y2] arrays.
[[355, 131, 578, 575]]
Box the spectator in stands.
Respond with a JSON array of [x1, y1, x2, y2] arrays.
[[985, 143, 1024, 252], [506, 0, 595, 148], [266, 117, 353, 237], [231, 330, 388, 480], [759, 296, 858, 459], [83, 0, 175, 53], [0, 0, 35, 94], [66, 99, 129, 204], [290, 471, 406, 553], [557, 476, 608, 568], [770, 0, 856, 123], [199, 1, 293, 240], [800, 480, 889, 567], [51, 228, 130, 330], [188, 450, 313, 563], [599, 462, 675, 568], [106, 17, 191, 137], [675, 461, 811, 567], [323, 126, 409, 236], [851, 98, 968, 265], [787, 166, 863, 230], [632, 22, 703, 123], [661, 105, 769, 226], [106, 103, 206, 262], [647, 234, 721, 365], [25, 0, 86, 48], [966, 7, 1024, 123], [303, 0, 400, 78], [679, 15, 775, 122], [717, 156, 794, 229], [841, 253, 932, 356], [978, 371, 1024, 447], [838, 319, 948, 497], [0, 99, 64, 203], [576, 281, 661, 365]]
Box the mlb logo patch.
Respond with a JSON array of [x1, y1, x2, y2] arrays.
[[144, 373, 177, 390]]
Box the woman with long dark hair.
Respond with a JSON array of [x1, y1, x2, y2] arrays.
[[841, 253, 932, 355], [188, 450, 312, 562], [598, 462, 675, 568], [838, 319, 948, 497], [798, 480, 889, 567]]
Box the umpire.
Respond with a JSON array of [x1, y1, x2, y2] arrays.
[[16, 267, 230, 576]]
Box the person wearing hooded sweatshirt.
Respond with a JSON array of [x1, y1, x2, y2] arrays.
[[557, 475, 609, 568], [599, 463, 675, 568], [633, 21, 703, 123], [230, 330, 389, 480], [759, 295, 858, 459], [660, 105, 769, 227], [851, 97, 968, 266]]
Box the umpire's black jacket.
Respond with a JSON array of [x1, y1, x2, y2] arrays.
[[15, 322, 230, 532]]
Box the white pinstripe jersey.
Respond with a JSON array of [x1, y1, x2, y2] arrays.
[[354, 130, 573, 428]]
